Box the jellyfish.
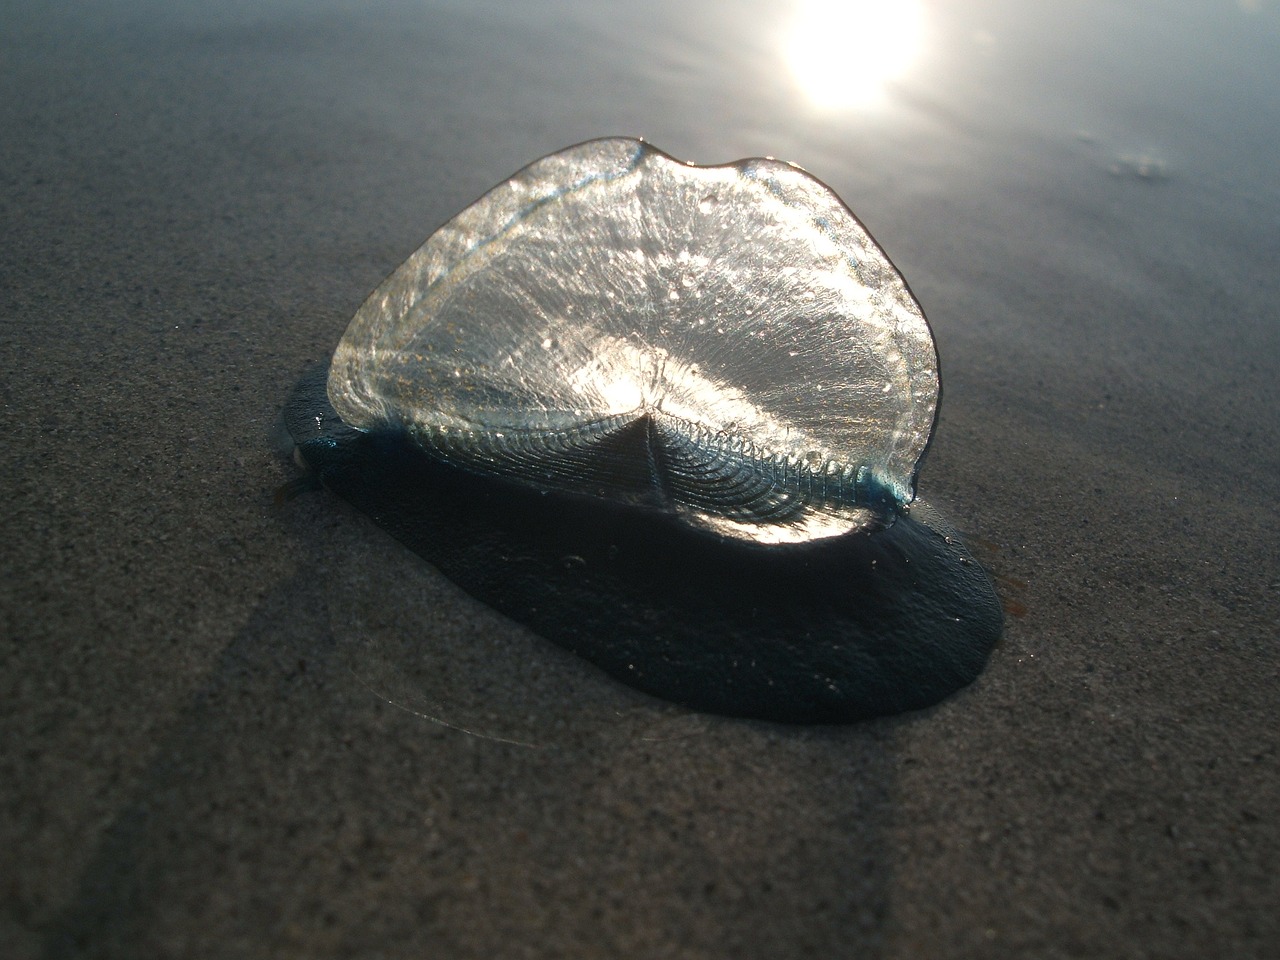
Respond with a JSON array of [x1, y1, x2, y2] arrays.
[[285, 138, 1000, 723]]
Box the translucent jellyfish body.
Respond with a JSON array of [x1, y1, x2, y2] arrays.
[[287, 140, 999, 724], [327, 138, 938, 544]]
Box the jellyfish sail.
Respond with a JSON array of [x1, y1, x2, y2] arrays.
[[327, 138, 938, 544]]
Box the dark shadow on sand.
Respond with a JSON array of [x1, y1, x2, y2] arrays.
[[42, 457, 903, 960], [284, 366, 1001, 724]]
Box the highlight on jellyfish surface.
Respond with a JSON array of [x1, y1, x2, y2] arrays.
[[285, 138, 1001, 724]]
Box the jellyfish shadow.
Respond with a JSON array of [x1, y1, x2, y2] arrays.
[[286, 368, 1001, 724]]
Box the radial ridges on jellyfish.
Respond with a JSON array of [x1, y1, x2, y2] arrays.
[[326, 137, 938, 545]]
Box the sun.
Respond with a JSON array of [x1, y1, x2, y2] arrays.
[[786, 0, 926, 110]]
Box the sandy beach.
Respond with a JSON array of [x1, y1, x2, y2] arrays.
[[3, 0, 1277, 957]]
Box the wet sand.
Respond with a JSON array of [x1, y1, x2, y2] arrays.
[[3, 1, 1277, 957]]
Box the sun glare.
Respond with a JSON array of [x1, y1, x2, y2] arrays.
[[787, 0, 925, 110]]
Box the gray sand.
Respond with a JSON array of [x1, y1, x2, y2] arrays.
[[3, 0, 1277, 957]]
